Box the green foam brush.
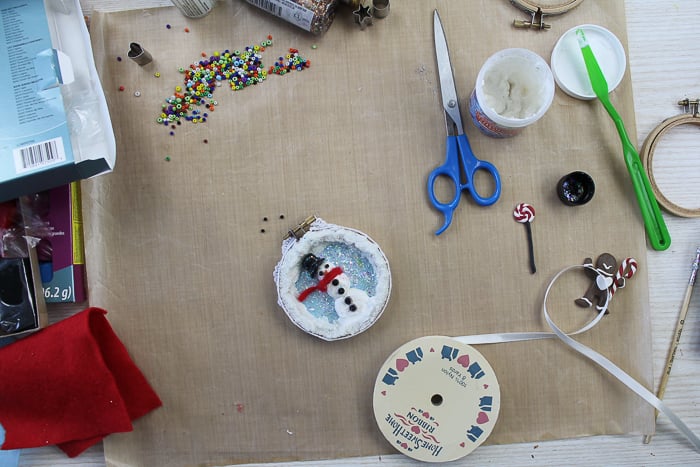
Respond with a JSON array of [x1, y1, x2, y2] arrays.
[[576, 28, 670, 251]]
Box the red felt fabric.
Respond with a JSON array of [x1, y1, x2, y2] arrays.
[[0, 307, 161, 457]]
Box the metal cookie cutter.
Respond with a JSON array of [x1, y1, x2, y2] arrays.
[[353, 1, 373, 29], [372, 0, 390, 19], [127, 42, 153, 66], [344, 0, 390, 29], [510, 0, 584, 30]]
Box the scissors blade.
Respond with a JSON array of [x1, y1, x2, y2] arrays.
[[434, 10, 464, 135]]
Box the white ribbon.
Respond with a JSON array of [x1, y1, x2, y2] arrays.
[[454, 264, 700, 451]]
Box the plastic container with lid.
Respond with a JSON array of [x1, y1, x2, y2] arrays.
[[469, 48, 555, 138]]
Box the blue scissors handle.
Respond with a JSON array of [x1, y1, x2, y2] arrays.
[[428, 134, 501, 235]]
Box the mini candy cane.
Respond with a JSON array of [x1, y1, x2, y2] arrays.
[[609, 257, 638, 298], [513, 203, 536, 274]]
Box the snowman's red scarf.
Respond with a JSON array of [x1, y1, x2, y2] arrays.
[[298, 267, 344, 302]]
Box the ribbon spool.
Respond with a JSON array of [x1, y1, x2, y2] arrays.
[[640, 100, 700, 217], [373, 336, 500, 462]]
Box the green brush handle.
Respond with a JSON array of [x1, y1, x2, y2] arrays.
[[608, 101, 671, 251], [577, 30, 671, 251]]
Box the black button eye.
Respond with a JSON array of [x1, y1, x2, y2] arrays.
[[332, 279, 339, 286], [349, 305, 357, 312], [338, 288, 345, 295], [344, 297, 352, 304]]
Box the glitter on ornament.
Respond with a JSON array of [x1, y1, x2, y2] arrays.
[[294, 242, 379, 323]]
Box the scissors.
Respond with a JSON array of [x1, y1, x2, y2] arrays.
[[428, 10, 502, 235]]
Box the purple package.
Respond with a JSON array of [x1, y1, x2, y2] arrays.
[[39, 182, 86, 303]]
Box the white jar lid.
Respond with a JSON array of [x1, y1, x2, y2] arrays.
[[551, 24, 626, 100]]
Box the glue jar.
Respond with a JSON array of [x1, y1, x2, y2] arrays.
[[469, 48, 554, 138]]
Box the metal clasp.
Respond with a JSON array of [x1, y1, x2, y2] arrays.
[[284, 215, 317, 240], [678, 98, 700, 117], [513, 8, 551, 30]]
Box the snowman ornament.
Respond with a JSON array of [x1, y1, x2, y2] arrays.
[[297, 253, 369, 319], [274, 216, 391, 340]]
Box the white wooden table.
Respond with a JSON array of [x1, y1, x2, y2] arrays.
[[17, 0, 700, 465]]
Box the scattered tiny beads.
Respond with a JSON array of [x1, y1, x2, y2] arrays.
[[156, 37, 311, 132], [268, 48, 310, 75]]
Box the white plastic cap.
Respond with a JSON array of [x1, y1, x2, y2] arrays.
[[551, 24, 626, 100]]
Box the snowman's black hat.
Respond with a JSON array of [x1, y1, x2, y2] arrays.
[[301, 254, 325, 277]]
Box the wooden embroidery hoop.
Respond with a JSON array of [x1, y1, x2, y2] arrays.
[[510, 0, 584, 29], [640, 99, 700, 218]]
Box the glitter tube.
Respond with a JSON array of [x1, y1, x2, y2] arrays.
[[245, 0, 338, 35], [170, 0, 216, 18]]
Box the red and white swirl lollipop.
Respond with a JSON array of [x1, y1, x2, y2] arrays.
[[513, 203, 536, 274]]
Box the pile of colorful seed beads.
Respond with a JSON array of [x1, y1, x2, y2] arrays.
[[157, 37, 311, 129], [269, 48, 310, 75]]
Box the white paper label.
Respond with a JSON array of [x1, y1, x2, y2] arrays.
[[246, 0, 315, 31], [170, 0, 215, 18], [13, 137, 66, 173]]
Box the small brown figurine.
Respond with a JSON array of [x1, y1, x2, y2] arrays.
[[575, 253, 618, 311]]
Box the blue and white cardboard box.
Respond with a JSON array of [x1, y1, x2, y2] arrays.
[[0, 0, 115, 202]]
